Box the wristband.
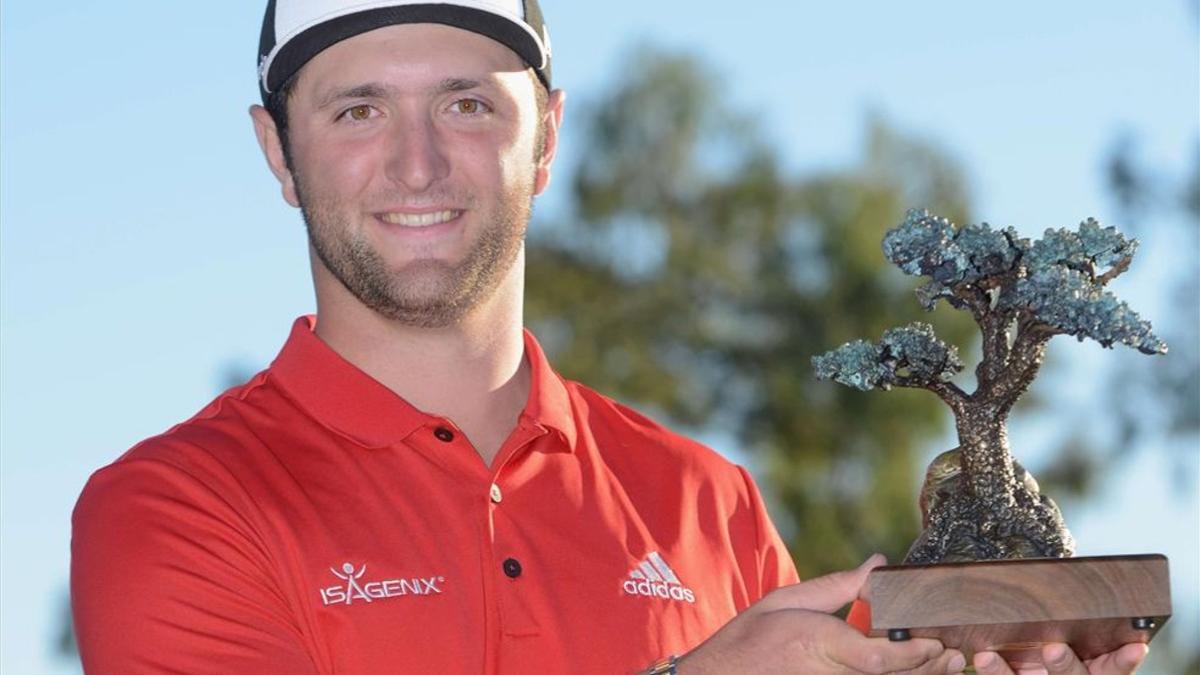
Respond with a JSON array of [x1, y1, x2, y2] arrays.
[[644, 654, 678, 675]]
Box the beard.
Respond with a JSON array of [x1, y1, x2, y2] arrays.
[[296, 177, 533, 329]]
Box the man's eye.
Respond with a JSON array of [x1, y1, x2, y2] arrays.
[[340, 105, 375, 121], [451, 99, 490, 114]]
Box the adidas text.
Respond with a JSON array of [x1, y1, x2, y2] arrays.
[[621, 551, 697, 603], [622, 579, 696, 603]]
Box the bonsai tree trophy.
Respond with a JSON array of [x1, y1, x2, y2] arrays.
[[813, 209, 1172, 665]]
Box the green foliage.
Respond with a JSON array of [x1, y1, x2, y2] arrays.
[[882, 208, 1166, 356], [885, 210, 1023, 286], [1006, 218, 1166, 354], [1010, 266, 1166, 354], [527, 47, 975, 575], [1026, 218, 1135, 273], [812, 340, 891, 391], [813, 323, 964, 391], [883, 209, 1025, 311]]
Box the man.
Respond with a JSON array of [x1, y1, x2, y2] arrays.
[[70, 1, 1149, 673]]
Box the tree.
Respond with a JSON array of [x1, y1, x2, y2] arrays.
[[1102, 136, 1200, 474], [814, 210, 1165, 563], [527, 47, 977, 573]]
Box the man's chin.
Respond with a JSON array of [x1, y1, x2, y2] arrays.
[[389, 257, 458, 275], [365, 274, 474, 327], [385, 263, 465, 298], [376, 305, 466, 329]]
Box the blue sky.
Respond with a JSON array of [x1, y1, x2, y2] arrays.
[[2, 1, 1197, 672]]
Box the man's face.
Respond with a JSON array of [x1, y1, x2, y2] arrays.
[[253, 23, 561, 327]]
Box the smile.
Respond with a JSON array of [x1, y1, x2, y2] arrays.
[[378, 210, 463, 227]]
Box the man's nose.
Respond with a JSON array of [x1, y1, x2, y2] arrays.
[[384, 115, 450, 192]]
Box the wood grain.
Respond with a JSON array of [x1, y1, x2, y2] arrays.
[[863, 555, 1171, 665]]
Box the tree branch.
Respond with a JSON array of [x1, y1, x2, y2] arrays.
[[991, 315, 1055, 405], [1094, 254, 1133, 286], [963, 266, 1023, 397], [974, 309, 1014, 396], [892, 376, 969, 415]]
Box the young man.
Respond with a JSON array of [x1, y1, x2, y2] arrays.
[[70, 2, 1148, 673]]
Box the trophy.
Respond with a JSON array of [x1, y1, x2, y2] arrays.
[[812, 209, 1172, 666]]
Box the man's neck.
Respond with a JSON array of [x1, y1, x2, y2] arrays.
[[311, 260, 530, 468]]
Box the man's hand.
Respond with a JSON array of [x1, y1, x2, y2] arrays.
[[674, 554, 966, 674], [974, 643, 1149, 675]]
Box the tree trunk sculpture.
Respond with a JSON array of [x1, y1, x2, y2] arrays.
[[813, 209, 1167, 564]]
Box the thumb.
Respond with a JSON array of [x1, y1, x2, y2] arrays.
[[761, 553, 887, 614]]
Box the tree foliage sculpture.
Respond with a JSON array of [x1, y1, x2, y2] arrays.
[[814, 209, 1167, 564]]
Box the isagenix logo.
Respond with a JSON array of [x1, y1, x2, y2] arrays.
[[319, 562, 445, 606]]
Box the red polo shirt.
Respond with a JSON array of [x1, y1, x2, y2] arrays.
[[72, 317, 799, 674]]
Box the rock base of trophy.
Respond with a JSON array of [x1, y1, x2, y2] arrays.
[[859, 554, 1171, 667]]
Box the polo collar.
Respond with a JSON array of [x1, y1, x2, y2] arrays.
[[269, 316, 578, 450]]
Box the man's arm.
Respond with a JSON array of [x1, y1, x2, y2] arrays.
[[71, 457, 318, 673]]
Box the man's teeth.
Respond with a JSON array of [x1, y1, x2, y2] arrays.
[[381, 210, 460, 227]]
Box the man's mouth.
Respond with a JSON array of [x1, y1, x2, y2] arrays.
[[378, 210, 463, 227]]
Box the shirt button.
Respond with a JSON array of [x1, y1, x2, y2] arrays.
[[433, 427, 454, 442], [502, 558, 522, 578], [490, 483, 503, 504]]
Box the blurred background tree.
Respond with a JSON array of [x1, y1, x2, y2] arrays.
[[1059, 133, 1199, 675], [527, 47, 976, 574]]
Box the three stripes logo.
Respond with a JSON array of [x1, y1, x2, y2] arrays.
[[621, 551, 696, 603]]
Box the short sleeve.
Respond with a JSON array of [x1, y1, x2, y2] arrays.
[[71, 457, 318, 674], [735, 465, 801, 598]]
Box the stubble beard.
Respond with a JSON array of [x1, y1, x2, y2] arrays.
[[297, 178, 533, 329]]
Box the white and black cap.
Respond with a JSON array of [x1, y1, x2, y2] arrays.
[[258, 0, 552, 102]]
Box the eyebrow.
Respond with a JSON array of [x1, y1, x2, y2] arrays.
[[313, 78, 484, 110]]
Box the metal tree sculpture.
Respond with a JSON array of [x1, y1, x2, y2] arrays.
[[813, 209, 1167, 564]]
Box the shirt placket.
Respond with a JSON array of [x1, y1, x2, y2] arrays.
[[482, 419, 550, 674], [409, 416, 551, 674]]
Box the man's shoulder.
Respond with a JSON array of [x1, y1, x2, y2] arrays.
[[73, 369, 298, 533], [98, 369, 296, 485], [564, 379, 745, 481]]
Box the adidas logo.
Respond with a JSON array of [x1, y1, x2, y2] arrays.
[[621, 552, 696, 603]]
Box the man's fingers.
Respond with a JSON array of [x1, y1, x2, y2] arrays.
[[832, 637, 946, 674], [974, 651, 1016, 675], [978, 643, 1149, 675], [941, 650, 968, 675], [1042, 644, 1088, 674], [1112, 643, 1150, 672], [1084, 643, 1149, 675], [759, 553, 887, 613], [803, 612, 946, 675], [884, 647, 966, 675]]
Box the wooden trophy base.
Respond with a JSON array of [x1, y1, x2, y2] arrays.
[[860, 554, 1171, 667]]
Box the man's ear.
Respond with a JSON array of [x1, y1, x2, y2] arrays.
[[532, 88, 566, 197], [249, 105, 300, 208]]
